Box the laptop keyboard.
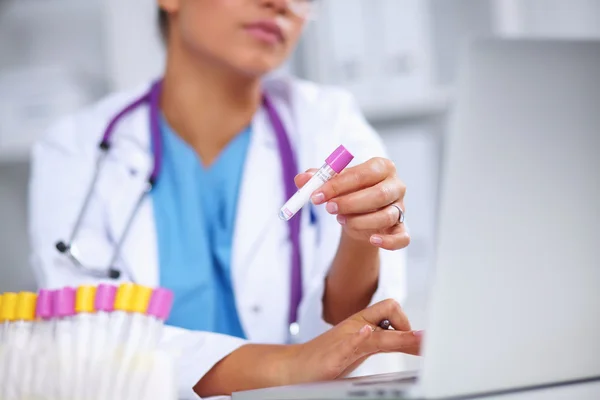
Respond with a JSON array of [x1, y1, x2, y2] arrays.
[[352, 375, 418, 386], [345, 371, 419, 398]]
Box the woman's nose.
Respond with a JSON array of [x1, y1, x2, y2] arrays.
[[260, 0, 313, 19], [259, 0, 290, 14]]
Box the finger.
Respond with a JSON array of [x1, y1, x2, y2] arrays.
[[361, 299, 412, 332], [339, 203, 406, 231], [294, 169, 318, 189], [311, 158, 395, 205], [370, 225, 411, 251], [378, 330, 424, 356], [364, 330, 422, 356], [386, 342, 421, 356], [326, 178, 404, 215]]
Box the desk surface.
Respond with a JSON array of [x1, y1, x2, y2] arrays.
[[469, 379, 600, 400]]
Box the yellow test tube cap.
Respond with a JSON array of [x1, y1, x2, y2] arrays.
[[75, 285, 97, 313], [114, 283, 136, 311], [131, 285, 153, 314], [0, 292, 18, 322], [15, 292, 37, 321]]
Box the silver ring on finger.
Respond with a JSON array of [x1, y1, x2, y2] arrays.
[[390, 204, 405, 225]]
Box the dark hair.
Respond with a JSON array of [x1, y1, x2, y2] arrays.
[[158, 7, 169, 40]]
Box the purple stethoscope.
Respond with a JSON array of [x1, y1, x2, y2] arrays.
[[55, 80, 304, 335]]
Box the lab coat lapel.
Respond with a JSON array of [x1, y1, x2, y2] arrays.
[[232, 105, 283, 294]]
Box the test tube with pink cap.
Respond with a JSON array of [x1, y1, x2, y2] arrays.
[[279, 145, 354, 221], [143, 288, 174, 350], [53, 287, 77, 400], [27, 289, 55, 399], [90, 283, 117, 358], [86, 284, 117, 400]]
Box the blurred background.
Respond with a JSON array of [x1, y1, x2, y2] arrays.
[[0, 0, 599, 323]]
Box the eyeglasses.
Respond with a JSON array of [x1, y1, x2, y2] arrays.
[[287, 0, 319, 20]]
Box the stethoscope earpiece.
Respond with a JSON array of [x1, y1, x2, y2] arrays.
[[99, 141, 110, 151], [55, 241, 69, 254], [108, 269, 121, 280]]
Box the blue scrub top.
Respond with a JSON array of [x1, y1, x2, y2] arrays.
[[151, 116, 250, 338]]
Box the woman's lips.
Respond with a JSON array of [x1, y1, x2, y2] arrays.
[[244, 20, 284, 45]]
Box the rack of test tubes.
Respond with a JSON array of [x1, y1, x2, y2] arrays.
[[0, 284, 177, 400]]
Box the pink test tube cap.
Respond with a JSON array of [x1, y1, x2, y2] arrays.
[[54, 287, 76, 318], [325, 145, 354, 173], [146, 288, 174, 321], [36, 289, 54, 320], [95, 284, 117, 312]]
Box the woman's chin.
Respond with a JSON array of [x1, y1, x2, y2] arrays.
[[233, 53, 288, 78]]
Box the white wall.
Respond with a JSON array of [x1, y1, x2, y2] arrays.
[[102, 0, 166, 92], [494, 0, 600, 37], [0, 162, 36, 293], [0, 0, 106, 81], [0, 0, 107, 292]]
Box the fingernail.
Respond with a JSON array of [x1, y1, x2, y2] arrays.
[[336, 215, 346, 225], [413, 330, 424, 338], [311, 192, 325, 204], [326, 202, 338, 214], [370, 236, 383, 246], [360, 325, 372, 334]]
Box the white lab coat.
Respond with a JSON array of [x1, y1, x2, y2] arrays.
[[28, 76, 407, 399]]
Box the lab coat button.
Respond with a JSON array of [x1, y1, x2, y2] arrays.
[[251, 305, 262, 313]]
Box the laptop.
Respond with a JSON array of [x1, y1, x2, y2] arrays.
[[232, 39, 600, 399]]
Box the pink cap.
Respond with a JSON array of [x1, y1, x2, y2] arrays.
[[95, 284, 117, 312], [325, 145, 354, 173], [146, 288, 174, 321], [36, 289, 54, 320], [54, 287, 76, 318]]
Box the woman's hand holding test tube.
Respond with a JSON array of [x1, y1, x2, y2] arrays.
[[295, 156, 408, 250], [285, 146, 410, 326]]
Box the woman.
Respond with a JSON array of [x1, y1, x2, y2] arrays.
[[28, 0, 419, 397]]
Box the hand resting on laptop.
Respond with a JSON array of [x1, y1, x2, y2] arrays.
[[195, 299, 422, 397]]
